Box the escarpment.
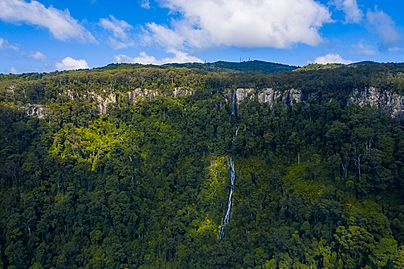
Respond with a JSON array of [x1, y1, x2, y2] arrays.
[[63, 87, 194, 114], [233, 87, 403, 118]]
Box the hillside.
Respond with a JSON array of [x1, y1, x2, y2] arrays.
[[164, 60, 298, 73], [0, 62, 403, 268], [98, 60, 297, 74]]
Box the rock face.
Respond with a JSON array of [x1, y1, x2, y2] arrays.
[[127, 88, 160, 105], [233, 88, 303, 107], [234, 87, 402, 118], [349, 87, 403, 118], [127, 88, 193, 105], [235, 88, 256, 104], [27, 86, 402, 118], [92, 93, 117, 115], [62, 88, 194, 114], [258, 88, 302, 107], [173, 88, 193, 98], [25, 104, 46, 118]]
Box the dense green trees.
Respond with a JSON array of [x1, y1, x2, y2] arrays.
[[0, 63, 403, 268]]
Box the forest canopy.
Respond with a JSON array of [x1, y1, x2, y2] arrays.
[[0, 62, 403, 268]]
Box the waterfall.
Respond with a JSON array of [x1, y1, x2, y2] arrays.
[[220, 89, 238, 240], [231, 89, 236, 117]]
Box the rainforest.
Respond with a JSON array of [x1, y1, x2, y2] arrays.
[[0, 61, 403, 268]]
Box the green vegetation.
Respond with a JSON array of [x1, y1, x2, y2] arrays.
[[164, 60, 298, 74], [0, 62, 403, 268], [294, 63, 345, 72]]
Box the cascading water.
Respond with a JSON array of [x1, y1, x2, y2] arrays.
[[220, 89, 238, 240], [231, 89, 236, 117]]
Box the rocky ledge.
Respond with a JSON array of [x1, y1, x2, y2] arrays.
[[233, 87, 403, 118]]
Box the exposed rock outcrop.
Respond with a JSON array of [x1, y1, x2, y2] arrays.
[[24, 104, 46, 118], [232, 88, 303, 107], [92, 93, 117, 115], [258, 88, 302, 107], [173, 88, 193, 98], [127, 88, 160, 105], [68, 88, 194, 114], [233, 87, 402, 118], [235, 88, 255, 104], [53, 86, 404, 118], [349, 87, 403, 118]]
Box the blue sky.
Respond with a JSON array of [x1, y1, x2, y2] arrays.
[[0, 0, 403, 73]]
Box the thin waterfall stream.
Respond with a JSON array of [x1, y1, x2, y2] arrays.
[[220, 89, 238, 240]]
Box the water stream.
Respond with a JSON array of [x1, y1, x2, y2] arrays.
[[220, 89, 238, 240]]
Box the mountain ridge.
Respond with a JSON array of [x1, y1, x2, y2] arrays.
[[2, 60, 404, 77]]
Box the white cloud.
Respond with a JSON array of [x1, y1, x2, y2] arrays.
[[144, 22, 186, 49], [0, 0, 95, 42], [387, 47, 403, 53], [55, 57, 89, 71], [114, 50, 203, 65], [143, 0, 331, 49], [314, 53, 352, 64], [366, 9, 401, 50], [10, 67, 17, 74], [333, 0, 362, 23], [99, 15, 134, 49], [0, 37, 18, 50], [31, 51, 46, 60], [141, 0, 150, 9], [354, 42, 376, 56]]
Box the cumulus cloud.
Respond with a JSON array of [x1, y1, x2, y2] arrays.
[[31, 51, 46, 60], [314, 53, 352, 64], [0, 37, 18, 50], [366, 9, 401, 50], [0, 0, 95, 42], [99, 15, 134, 49], [333, 0, 363, 23], [55, 57, 89, 71], [114, 50, 202, 65], [143, 0, 332, 49]]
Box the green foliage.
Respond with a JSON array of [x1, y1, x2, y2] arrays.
[[393, 245, 404, 268], [199, 156, 228, 215], [282, 163, 331, 201], [165, 60, 297, 74], [294, 63, 345, 72], [0, 63, 402, 268], [50, 119, 131, 170]]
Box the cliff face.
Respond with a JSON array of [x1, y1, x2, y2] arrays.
[[20, 87, 194, 117], [235, 88, 255, 104], [92, 92, 117, 115], [67, 88, 193, 114], [233, 87, 403, 118], [21, 86, 402, 118], [257, 88, 302, 107], [233, 88, 303, 107], [348, 87, 403, 118], [127, 88, 160, 105]]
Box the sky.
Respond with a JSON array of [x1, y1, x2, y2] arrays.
[[0, 0, 403, 73]]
